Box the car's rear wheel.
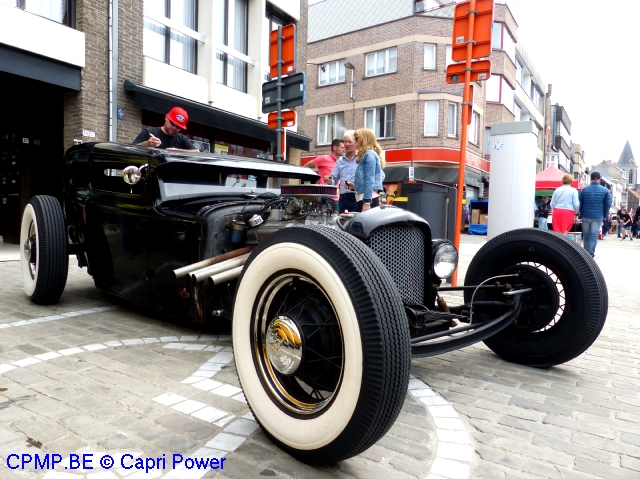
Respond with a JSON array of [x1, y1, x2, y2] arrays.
[[464, 228, 607, 367], [20, 196, 69, 304], [233, 226, 411, 465]]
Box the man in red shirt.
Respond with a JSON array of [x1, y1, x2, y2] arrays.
[[305, 139, 344, 210]]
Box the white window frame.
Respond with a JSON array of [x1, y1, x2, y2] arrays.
[[424, 44, 436, 70], [447, 102, 457, 138], [424, 101, 439, 137], [317, 112, 345, 146], [445, 45, 454, 67], [318, 60, 347, 86], [468, 111, 479, 145], [365, 48, 398, 77], [365, 105, 396, 139]]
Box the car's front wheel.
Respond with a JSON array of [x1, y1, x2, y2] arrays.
[[233, 226, 411, 465], [20, 195, 69, 304], [464, 228, 607, 367]]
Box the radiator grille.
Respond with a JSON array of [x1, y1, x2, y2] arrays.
[[366, 226, 425, 305]]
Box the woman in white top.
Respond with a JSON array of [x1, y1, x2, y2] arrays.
[[550, 174, 580, 236]]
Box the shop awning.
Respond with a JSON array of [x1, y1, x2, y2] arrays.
[[536, 165, 581, 190], [123, 80, 311, 151]]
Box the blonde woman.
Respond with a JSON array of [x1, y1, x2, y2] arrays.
[[353, 128, 385, 212], [550, 174, 580, 235]]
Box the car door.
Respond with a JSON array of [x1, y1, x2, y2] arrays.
[[85, 153, 154, 308]]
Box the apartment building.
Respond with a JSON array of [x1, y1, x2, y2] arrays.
[[305, 0, 552, 200], [571, 144, 587, 184], [0, 0, 310, 240], [545, 104, 573, 174], [591, 160, 628, 209], [304, 0, 489, 199]]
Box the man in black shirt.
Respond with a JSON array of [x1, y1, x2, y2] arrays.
[[133, 107, 198, 151]]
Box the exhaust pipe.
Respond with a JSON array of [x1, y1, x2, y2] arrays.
[[189, 254, 249, 283], [208, 265, 244, 286], [173, 246, 253, 279]]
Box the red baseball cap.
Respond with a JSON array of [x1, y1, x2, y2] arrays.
[[167, 107, 189, 130]]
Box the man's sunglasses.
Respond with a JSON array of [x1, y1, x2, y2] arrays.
[[168, 119, 182, 129]]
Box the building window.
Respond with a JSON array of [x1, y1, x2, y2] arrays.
[[366, 48, 397, 77], [445, 45, 454, 67], [484, 127, 491, 155], [317, 112, 345, 146], [468, 111, 479, 145], [143, 0, 198, 73], [216, 0, 249, 92], [515, 57, 524, 85], [423, 101, 439, 136], [447, 102, 457, 137], [319, 60, 346, 86], [424, 44, 436, 70], [6, 0, 74, 25], [629, 169, 634, 185], [492, 23, 502, 49], [365, 105, 396, 138]]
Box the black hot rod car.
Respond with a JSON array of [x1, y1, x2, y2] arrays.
[[20, 142, 607, 465]]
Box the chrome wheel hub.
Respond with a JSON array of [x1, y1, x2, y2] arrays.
[[266, 316, 303, 375]]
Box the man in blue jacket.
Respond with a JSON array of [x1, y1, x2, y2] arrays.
[[579, 171, 612, 258]]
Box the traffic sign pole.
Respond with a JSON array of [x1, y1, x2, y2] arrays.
[[276, 25, 283, 162], [451, 0, 476, 287]]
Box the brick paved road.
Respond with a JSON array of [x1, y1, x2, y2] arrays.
[[0, 232, 638, 479]]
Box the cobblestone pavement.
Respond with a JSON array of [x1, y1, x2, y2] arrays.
[[0, 232, 638, 479]]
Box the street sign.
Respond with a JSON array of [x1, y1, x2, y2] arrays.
[[270, 24, 296, 78], [451, 0, 494, 62], [262, 72, 306, 113], [268, 110, 296, 129], [446, 60, 491, 84]]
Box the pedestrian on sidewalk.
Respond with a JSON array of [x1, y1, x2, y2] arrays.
[[550, 174, 580, 236], [537, 197, 551, 229], [619, 208, 632, 240], [305, 138, 344, 211], [329, 130, 359, 214], [578, 171, 611, 257], [635, 206, 640, 238]]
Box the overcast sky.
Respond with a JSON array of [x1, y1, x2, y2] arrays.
[[507, 0, 638, 168], [308, 0, 638, 168]]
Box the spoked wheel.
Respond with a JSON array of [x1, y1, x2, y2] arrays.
[[233, 226, 411, 465], [254, 274, 344, 415], [20, 196, 69, 304], [464, 228, 607, 367]]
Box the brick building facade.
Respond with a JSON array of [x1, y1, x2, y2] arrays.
[[1, 0, 310, 241], [305, 1, 551, 200]]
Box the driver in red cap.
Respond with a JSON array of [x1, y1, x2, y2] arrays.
[[133, 107, 198, 151]]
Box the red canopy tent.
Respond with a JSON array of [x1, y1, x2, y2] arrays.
[[535, 165, 581, 191]]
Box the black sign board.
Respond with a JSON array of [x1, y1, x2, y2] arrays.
[[262, 72, 306, 113]]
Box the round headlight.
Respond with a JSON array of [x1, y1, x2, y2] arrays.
[[433, 243, 458, 279]]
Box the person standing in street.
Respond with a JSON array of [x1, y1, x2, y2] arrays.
[[578, 171, 611, 257], [537, 196, 551, 229], [133, 107, 198, 151], [619, 208, 632, 240], [616, 206, 625, 238], [550, 174, 580, 236], [328, 130, 358, 213], [305, 138, 343, 210], [353, 128, 385, 212], [635, 206, 640, 238]]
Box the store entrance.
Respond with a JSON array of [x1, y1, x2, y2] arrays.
[[0, 72, 64, 243]]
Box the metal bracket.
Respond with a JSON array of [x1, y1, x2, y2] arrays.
[[466, 9, 479, 15], [465, 40, 477, 45], [462, 101, 474, 107], [463, 68, 475, 72]]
